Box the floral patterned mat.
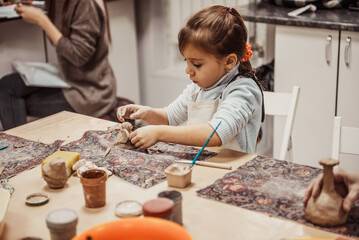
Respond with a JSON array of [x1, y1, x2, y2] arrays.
[[197, 155, 359, 238], [0, 133, 63, 179], [60, 130, 217, 188]]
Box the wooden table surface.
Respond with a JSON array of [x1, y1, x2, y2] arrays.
[[3, 111, 345, 240]]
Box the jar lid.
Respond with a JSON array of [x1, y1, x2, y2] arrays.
[[158, 190, 182, 201], [142, 198, 173, 218], [25, 192, 49, 206], [46, 208, 78, 230], [115, 200, 142, 218]]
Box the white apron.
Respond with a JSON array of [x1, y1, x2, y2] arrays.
[[187, 91, 241, 152]]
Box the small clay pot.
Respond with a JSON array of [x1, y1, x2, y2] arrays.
[[43, 175, 68, 189], [165, 163, 192, 188], [80, 169, 108, 208], [42, 158, 69, 189]]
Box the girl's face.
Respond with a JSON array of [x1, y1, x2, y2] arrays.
[[183, 45, 227, 89]]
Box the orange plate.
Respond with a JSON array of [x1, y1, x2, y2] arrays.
[[72, 217, 193, 240]]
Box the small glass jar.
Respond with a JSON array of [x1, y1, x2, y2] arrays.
[[46, 208, 78, 240], [158, 190, 183, 225]]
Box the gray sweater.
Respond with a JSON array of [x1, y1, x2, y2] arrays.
[[54, 0, 116, 117], [166, 67, 262, 153]]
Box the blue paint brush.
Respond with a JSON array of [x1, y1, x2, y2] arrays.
[[190, 121, 222, 168], [0, 146, 8, 150]]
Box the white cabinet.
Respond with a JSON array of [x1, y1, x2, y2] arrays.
[[274, 25, 339, 168], [336, 31, 359, 171]]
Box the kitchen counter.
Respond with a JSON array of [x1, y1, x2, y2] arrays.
[[238, 0, 359, 32]]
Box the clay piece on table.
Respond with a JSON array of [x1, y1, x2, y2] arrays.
[[42, 158, 69, 189], [107, 123, 123, 133], [305, 158, 348, 227], [121, 122, 133, 132], [108, 122, 133, 134], [115, 129, 130, 144], [72, 159, 112, 177], [165, 163, 192, 188], [111, 122, 136, 150]]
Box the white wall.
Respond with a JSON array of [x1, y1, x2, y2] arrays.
[[107, 0, 140, 103]]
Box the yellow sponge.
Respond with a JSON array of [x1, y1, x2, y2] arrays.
[[41, 151, 80, 176]]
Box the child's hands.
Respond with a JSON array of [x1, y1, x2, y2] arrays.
[[130, 125, 159, 149], [116, 104, 151, 123]]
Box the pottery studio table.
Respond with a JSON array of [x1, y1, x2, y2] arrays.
[[2, 111, 350, 240]]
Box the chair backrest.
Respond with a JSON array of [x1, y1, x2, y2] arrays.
[[263, 86, 300, 160], [331, 116, 359, 160]]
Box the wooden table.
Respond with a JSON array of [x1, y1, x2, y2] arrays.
[[3, 111, 345, 240]]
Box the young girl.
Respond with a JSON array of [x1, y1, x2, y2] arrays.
[[117, 5, 264, 153], [0, 0, 117, 130]]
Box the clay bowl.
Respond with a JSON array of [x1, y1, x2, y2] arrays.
[[73, 217, 192, 240]]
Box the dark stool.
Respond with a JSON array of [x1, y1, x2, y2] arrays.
[[100, 97, 134, 122]]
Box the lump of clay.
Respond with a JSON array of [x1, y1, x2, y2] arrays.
[[43, 158, 69, 189], [107, 122, 135, 149], [107, 123, 123, 132], [122, 122, 133, 132], [115, 129, 130, 144], [72, 159, 112, 177], [305, 158, 348, 227]]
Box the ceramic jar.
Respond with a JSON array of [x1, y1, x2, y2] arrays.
[[80, 169, 108, 208]]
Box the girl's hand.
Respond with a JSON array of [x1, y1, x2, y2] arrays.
[[116, 104, 151, 122], [15, 4, 46, 25], [129, 125, 159, 149]]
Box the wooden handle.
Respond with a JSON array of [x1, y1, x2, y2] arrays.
[[195, 161, 232, 170]]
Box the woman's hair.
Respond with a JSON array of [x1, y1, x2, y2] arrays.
[[46, 0, 111, 43], [178, 5, 254, 78]]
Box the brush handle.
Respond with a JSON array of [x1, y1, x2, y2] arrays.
[[194, 161, 232, 170], [190, 121, 222, 166]]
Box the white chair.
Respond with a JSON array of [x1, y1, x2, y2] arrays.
[[331, 116, 359, 160], [260, 86, 300, 161]]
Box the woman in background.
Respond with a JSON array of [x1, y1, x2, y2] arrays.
[[0, 0, 117, 130]]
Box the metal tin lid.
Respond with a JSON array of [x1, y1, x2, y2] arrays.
[[142, 198, 173, 218], [46, 208, 78, 230], [25, 192, 49, 206], [115, 200, 143, 218]]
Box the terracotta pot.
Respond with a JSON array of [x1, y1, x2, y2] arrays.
[[80, 169, 107, 208]]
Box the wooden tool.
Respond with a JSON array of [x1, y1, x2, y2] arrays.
[[176, 160, 232, 170]]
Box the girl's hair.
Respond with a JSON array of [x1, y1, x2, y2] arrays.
[[178, 5, 254, 78], [46, 0, 111, 43]]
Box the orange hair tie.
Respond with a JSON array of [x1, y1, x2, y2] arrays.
[[241, 43, 253, 62]]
